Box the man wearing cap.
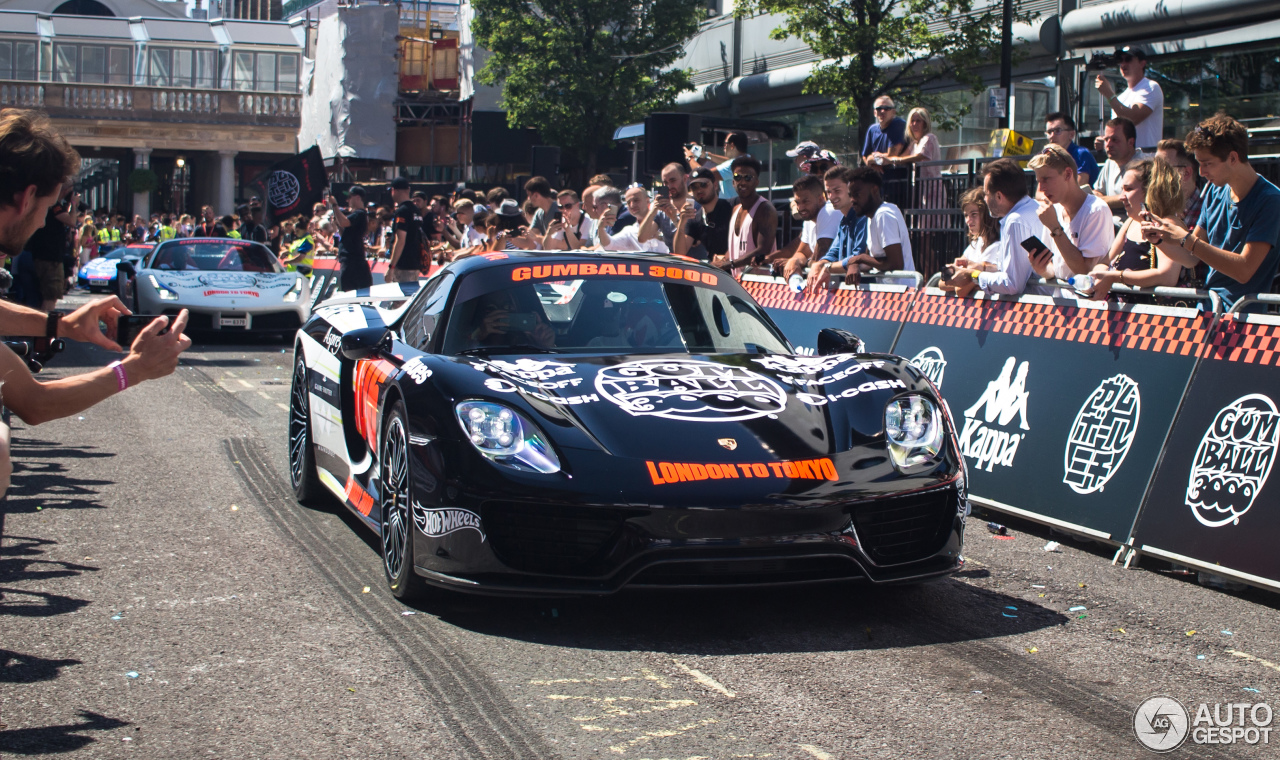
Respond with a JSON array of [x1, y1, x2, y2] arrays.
[[387, 178, 424, 283], [673, 167, 732, 261], [330, 185, 371, 291], [1094, 45, 1163, 151]]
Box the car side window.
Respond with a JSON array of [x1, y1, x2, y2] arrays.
[[401, 272, 454, 351]]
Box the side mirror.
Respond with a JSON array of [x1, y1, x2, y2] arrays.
[[116, 261, 137, 277], [817, 328, 865, 356], [295, 264, 313, 276], [340, 327, 393, 361]]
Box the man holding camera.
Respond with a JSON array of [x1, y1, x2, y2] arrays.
[[26, 182, 76, 313], [387, 177, 424, 283], [673, 168, 732, 261], [1094, 45, 1163, 151]]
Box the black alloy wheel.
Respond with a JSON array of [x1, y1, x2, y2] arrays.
[[380, 401, 427, 600], [288, 355, 325, 504]]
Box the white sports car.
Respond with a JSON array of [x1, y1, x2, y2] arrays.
[[120, 238, 311, 334]]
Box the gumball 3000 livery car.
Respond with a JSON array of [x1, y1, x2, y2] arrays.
[[288, 251, 967, 598]]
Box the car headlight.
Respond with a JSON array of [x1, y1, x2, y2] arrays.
[[884, 394, 945, 471], [455, 401, 561, 474], [148, 275, 179, 301], [282, 277, 304, 303]]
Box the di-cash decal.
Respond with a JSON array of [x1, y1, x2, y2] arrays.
[[1063, 374, 1140, 495], [1186, 394, 1279, 528], [595, 359, 787, 422], [959, 356, 1030, 472]]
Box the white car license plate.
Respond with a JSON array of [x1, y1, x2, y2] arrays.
[[219, 317, 248, 328]]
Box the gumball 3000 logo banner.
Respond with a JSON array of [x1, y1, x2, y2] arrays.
[[1186, 394, 1280, 527], [594, 360, 788, 422]]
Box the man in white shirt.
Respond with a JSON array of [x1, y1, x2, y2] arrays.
[[840, 166, 915, 286], [1028, 145, 1114, 297], [946, 158, 1050, 297], [1093, 117, 1144, 227], [1095, 45, 1163, 151]]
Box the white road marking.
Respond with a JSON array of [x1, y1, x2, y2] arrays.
[[236, 379, 253, 388], [276, 403, 289, 411], [799, 745, 835, 760], [672, 659, 736, 698], [1226, 649, 1280, 673], [530, 668, 673, 689]]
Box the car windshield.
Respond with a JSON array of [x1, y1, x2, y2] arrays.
[[441, 272, 791, 356], [148, 242, 282, 273], [100, 249, 125, 260]]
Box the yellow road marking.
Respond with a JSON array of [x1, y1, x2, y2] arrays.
[[546, 695, 697, 720], [672, 659, 736, 698], [607, 718, 718, 754], [530, 668, 672, 689], [1226, 649, 1280, 673]]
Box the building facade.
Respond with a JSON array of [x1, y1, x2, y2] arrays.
[[0, 0, 302, 217]]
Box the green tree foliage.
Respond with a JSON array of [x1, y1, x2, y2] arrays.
[[471, 0, 705, 178], [734, 0, 1028, 142]]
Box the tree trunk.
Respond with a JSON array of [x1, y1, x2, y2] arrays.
[[856, 96, 876, 164]]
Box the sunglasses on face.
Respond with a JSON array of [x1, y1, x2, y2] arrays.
[[690, 181, 712, 190], [732, 173, 756, 181], [874, 106, 894, 112]]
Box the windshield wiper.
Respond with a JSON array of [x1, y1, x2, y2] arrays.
[[457, 344, 560, 356]]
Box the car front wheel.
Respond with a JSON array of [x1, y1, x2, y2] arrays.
[[380, 401, 428, 601], [288, 355, 325, 504]]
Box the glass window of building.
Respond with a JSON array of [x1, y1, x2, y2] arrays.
[[13, 41, 36, 80], [173, 49, 192, 87], [149, 48, 171, 87], [279, 54, 297, 92], [195, 49, 216, 89], [108, 47, 129, 85], [0, 42, 11, 80], [54, 43, 77, 83], [255, 52, 275, 92], [233, 51, 253, 91], [81, 45, 105, 84]]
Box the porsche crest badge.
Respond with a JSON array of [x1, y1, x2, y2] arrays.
[[718, 438, 738, 451]]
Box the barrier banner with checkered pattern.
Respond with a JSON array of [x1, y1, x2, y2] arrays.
[[891, 288, 1214, 542], [741, 276, 916, 354], [1131, 311, 1280, 589]]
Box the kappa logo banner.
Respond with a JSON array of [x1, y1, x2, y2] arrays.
[[959, 357, 1030, 472], [252, 145, 328, 226]]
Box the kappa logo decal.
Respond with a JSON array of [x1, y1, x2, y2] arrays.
[[909, 347, 947, 388], [1186, 394, 1279, 527], [412, 502, 485, 541], [959, 356, 1030, 472], [595, 359, 787, 422], [1064, 375, 1140, 495]]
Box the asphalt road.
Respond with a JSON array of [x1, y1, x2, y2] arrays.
[[3, 302, 1279, 759]]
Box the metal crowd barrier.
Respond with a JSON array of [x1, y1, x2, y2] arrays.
[[749, 275, 1280, 592]]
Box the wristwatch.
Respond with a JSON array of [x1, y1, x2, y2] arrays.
[[46, 310, 62, 339]]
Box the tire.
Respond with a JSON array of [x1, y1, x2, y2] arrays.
[[380, 401, 429, 601], [288, 355, 326, 504]]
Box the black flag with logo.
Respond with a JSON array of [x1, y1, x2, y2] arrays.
[[251, 145, 328, 226]]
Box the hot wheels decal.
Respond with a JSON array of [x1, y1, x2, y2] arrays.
[[595, 359, 787, 422], [1063, 374, 1140, 495], [1186, 394, 1279, 527], [412, 502, 485, 541]]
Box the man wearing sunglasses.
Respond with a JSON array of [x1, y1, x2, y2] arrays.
[[673, 167, 731, 261], [1094, 45, 1163, 152], [863, 96, 908, 170]]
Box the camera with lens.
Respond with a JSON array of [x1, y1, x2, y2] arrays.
[[1086, 50, 1122, 70]]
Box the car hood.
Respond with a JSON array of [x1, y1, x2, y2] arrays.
[[431, 352, 921, 462], [144, 270, 302, 297]]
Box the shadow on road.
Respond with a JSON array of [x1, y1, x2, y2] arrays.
[[0, 710, 130, 755], [5, 439, 115, 517]]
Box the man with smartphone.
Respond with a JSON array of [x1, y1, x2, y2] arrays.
[[329, 186, 372, 291], [673, 168, 732, 261], [944, 158, 1050, 297], [386, 178, 423, 283]]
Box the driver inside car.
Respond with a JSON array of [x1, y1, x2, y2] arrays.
[[159, 248, 200, 270], [463, 287, 556, 350]]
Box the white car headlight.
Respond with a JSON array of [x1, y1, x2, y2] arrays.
[[148, 275, 179, 301], [282, 277, 304, 302], [455, 401, 561, 474], [884, 394, 945, 471]]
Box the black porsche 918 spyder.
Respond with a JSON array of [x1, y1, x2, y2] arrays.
[[288, 250, 967, 599]]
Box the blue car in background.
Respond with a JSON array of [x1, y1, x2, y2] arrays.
[[77, 244, 153, 293]]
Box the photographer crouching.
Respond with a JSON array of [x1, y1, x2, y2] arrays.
[[0, 110, 191, 538]]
